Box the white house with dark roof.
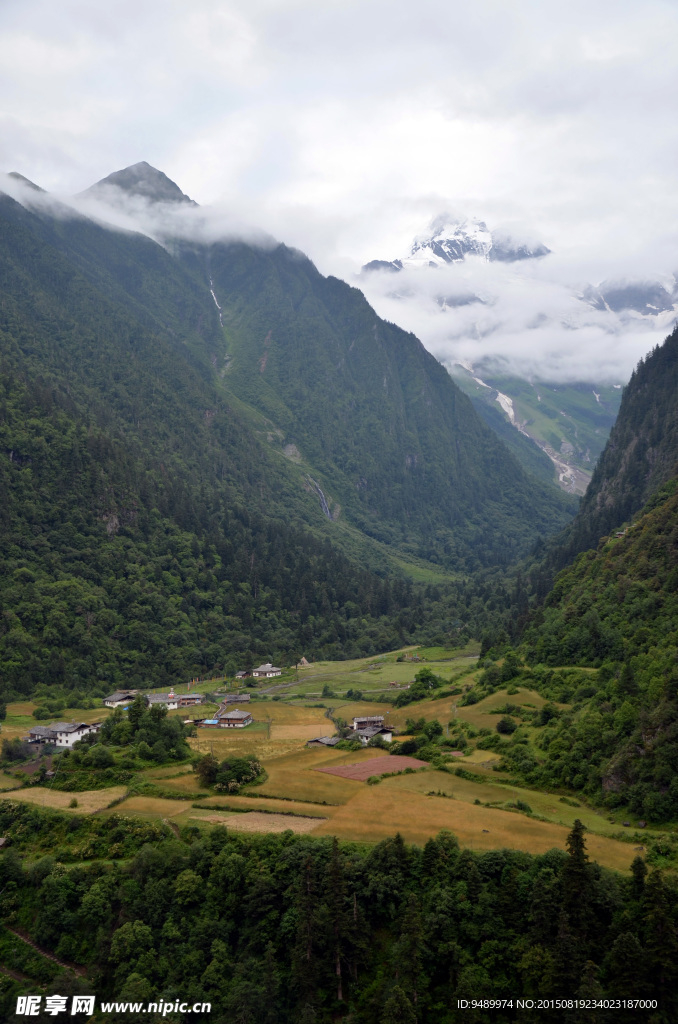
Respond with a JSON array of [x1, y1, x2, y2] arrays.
[[103, 689, 139, 708], [251, 662, 282, 679], [27, 722, 101, 748], [355, 726, 392, 745], [145, 690, 180, 710]]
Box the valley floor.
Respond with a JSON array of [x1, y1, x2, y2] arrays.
[[0, 646, 659, 874]]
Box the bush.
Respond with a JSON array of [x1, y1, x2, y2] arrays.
[[496, 716, 517, 735], [1, 738, 32, 763]]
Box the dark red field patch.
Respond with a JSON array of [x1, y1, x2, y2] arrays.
[[314, 755, 428, 781]]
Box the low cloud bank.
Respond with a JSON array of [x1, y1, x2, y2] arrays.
[[359, 254, 677, 384]]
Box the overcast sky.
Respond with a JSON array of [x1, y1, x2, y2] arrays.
[[2, 0, 678, 378]]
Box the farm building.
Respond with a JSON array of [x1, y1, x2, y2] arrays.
[[235, 670, 249, 680], [251, 662, 282, 679], [26, 722, 101, 748], [224, 693, 251, 703], [306, 736, 341, 748], [352, 715, 385, 731], [146, 691, 180, 710], [103, 689, 139, 708], [217, 708, 253, 728], [355, 727, 392, 745], [177, 693, 204, 707], [196, 719, 220, 728]]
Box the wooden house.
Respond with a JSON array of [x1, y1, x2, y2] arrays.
[[217, 708, 253, 728], [352, 715, 385, 731]]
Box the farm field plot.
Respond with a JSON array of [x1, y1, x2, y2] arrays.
[[0, 785, 128, 813], [0, 772, 21, 791], [315, 755, 428, 781], [104, 796, 190, 818], [270, 723, 334, 740], [312, 784, 637, 871], [218, 702, 330, 726], [380, 769, 623, 835], [149, 773, 207, 794], [142, 764, 194, 780], [190, 810, 326, 834], [189, 732, 298, 762], [195, 794, 335, 817], [462, 749, 502, 764], [252, 748, 371, 804]]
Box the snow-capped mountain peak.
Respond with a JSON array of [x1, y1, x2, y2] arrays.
[[362, 215, 550, 274]]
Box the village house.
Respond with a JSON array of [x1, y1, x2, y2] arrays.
[[145, 689, 183, 710], [26, 722, 101, 748], [251, 662, 282, 679], [352, 715, 385, 731], [306, 736, 341, 748], [177, 693, 205, 707], [355, 726, 393, 745], [102, 689, 139, 708], [235, 670, 249, 680], [216, 708, 253, 728], [224, 693, 251, 703]]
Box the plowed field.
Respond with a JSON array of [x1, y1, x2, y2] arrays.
[[314, 755, 427, 781]]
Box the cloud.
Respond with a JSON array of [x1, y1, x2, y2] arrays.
[[359, 252, 677, 383]]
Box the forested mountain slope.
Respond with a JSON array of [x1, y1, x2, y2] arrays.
[[0, 192, 433, 700], [519, 478, 678, 820], [199, 238, 573, 567], [550, 324, 678, 567]]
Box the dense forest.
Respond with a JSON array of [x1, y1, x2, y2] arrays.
[[0, 804, 675, 1024]]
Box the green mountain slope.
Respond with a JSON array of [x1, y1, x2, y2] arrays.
[[552, 325, 678, 566], [519, 479, 678, 820], [203, 239, 574, 568]]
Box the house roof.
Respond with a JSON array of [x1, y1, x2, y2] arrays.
[[218, 708, 252, 719], [29, 726, 57, 738], [307, 736, 340, 746], [49, 722, 89, 733], [253, 663, 281, 672], [355, 726, 391, 739], [104, 690, 138, 702], [146, 693, 178, 704]]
